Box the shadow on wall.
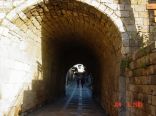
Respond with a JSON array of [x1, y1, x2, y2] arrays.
[[20, 61, 45, 114], [6, 60, 47, 116], [119, 0, 144, 54], [18, 21, 66, 115], [118, 0, 145, 116], [6, 8, 66, 116]]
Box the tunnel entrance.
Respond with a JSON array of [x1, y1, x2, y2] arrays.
[[5, 0, 123, 115]]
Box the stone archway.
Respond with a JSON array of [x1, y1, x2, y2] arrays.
[[0, 0, 126, 116]]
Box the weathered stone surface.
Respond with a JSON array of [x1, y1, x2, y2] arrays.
[[0, 1, 123, 116], [125, 41, 156, 116], [152, 96, 156, 106], [149, 52, 156, 65], [147, 65, 156, 75], [0, 0, 155, 116]]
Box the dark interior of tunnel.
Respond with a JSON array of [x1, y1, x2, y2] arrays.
[[43, 37, 103, 100]]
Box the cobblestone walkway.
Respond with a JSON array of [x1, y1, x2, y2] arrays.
[[28, 83, 106, 116]]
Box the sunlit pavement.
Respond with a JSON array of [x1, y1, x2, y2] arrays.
[[28, 82, 106, 116]]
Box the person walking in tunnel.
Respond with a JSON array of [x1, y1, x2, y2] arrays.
[[80, 76, 85, 88], [75, 73, 80, 88], [76, 74, 85, 88]]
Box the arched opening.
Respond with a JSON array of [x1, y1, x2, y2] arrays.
[[65, 64, 92, 93], [65, 64, 86, 88], [3, 0, 123, 115]]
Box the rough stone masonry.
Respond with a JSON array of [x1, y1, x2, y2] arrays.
[[0, 0, 155, 116]]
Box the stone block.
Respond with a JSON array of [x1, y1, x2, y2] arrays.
[[150, 105, 156, 116], [149, 75, 156, 84], [134, 5, 146, 12], [149, 52, 156, 65], [124, 5, 132, 10], [123, 39, 129, 48], [117, 4, 125, 10], [131, 0, 139, 4], [133, 11, 139, 17], [142, 85, 152, 94], [134, 76, 151, 85], [126, 25, 137, 32], [129, 61, 134, 70], [152, 96, 156, 106], [150, 26, 156, 32], [148, 95, 152, 104], [106, 3, 118, 10], [143, 18, 150, 26], [138, 12, 149, 18], [135, 18, 144, 25], [144, 104, 152, 115], [150, 85, 156, 96], [98, 4, 107, 12], [147, 65, 156, 75], [119, 11, 130, 17], [122, 18, 135, 25], [136, 55, 150, 69], [142, 26, 149, 33], [129, 84, 137, 92], [133, 68, 147, 77], [104, 7, 113, 16], [132, 46, 152, 60]]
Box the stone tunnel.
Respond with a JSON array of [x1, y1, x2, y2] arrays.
[[0, 0, 156, 116], [1, 0, 122, 115]]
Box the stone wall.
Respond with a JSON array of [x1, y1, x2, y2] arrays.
[[0, 0, 155, 51], [125, 41, 156, 116], [0, 1, 122, 115], [0, 26, 42, 115], [0, 0, 156, 116]]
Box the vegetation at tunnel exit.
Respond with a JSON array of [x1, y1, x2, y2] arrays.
[[120, 57, 131, 71]]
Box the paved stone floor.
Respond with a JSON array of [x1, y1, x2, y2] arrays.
[[28, 82, 106, 116]]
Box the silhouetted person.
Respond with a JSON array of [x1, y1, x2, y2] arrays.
[[75, 73, 80, 88], [76, 79, 80, 88], [80, 77, 85, 88]]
